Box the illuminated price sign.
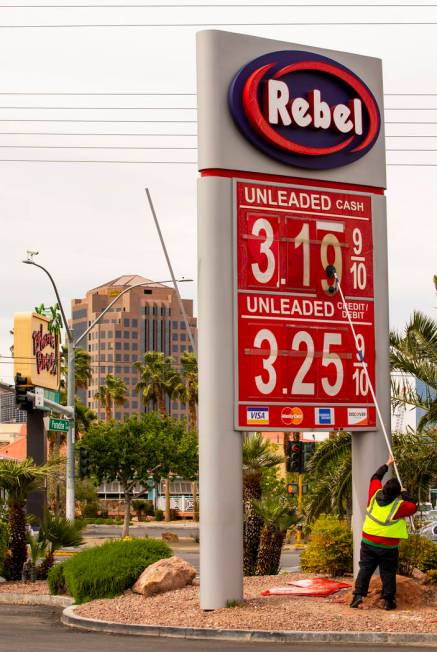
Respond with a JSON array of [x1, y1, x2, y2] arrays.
[[234, 180, 376, 431]]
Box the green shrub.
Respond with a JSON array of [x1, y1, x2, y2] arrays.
[[155, 509, 164, 521], [48, 562, 68, 595], [426, 569, 437, 584], [300, 515, 353, 577], [399, 535, 437, 576], [82, 503, 98, 519], [132, 499, 154, 521], [61, 538, 171, 603]]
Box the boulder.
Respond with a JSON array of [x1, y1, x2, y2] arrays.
[[162, 531, 179, 543], [132, 556, 196, 597]]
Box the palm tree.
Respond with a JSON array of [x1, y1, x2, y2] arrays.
[[133, 351, 180, 415], [304, 431, 437, 525], [61, 346, 92, 390], [38, 513, 84, 577], [242, 433, 283, 576], [133, 352, 181, 521], [175, 352, 199, 520], [390, 309, 437, 432], [253, 493, 299, 576], [0, 459, 51, 580], [304, 432, 352, 525], [175, 352, 198, 431], [95, 374, 127, 422]]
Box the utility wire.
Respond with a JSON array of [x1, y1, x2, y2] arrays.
[[0, 159, 435, 165], [2, 145, 437, 151], [1, 106, 437, 110], [0, 21, 437, 27], [1, 3, 437, 7], [0, 92, 435, 96]]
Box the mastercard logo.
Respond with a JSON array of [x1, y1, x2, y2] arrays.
[[281, 406, 304, 426]]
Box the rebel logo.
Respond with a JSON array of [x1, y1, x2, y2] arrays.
[[228, 51, 381, 170]]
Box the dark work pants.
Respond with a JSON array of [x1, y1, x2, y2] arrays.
[[354, 542, 399, 600]]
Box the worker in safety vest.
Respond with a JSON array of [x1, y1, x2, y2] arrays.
[[350, 455, 417, 610]]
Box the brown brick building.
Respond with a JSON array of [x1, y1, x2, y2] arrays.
[[70, 275, 197, 421]]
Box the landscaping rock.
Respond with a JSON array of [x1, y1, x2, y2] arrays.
[[161, 532, 179, 543], [132, 556, 196, 597], [0, 577, 5, 583], [412, 568, 428, 584]]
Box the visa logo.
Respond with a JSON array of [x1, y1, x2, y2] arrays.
[[247, 407, 269, 425]]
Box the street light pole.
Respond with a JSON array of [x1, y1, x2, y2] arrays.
[[22, 253, 192, 521]]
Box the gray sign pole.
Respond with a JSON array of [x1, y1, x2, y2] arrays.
[[352, 195, 391, 575], [198, 177, 244, 609]]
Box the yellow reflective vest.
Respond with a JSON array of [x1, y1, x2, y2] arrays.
[[362, 489, 409, 540]]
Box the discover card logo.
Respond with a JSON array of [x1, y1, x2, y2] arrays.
[[347, 408, 368, 426], [247, 407, 269, 425]]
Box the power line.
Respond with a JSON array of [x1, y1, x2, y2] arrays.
[[0, 91, 435, 96], [0, 131, 198, 135], [0, 119, 198, 122], [0, 21, 437, 27], [0, 105, 197, 109], [0, 159, 435, 165], [1, 3, 437, 7], [0, 144, 198, 148]]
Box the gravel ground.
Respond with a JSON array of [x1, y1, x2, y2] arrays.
[[0, 581, 49, 594], [76, 574, 437, 634]]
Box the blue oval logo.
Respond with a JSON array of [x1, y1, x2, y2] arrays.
[[228, 50, 381, 170]]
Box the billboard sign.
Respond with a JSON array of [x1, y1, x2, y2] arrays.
[[234, 179, 376, 431], [228, 50, 381, 170], [14, 312, 60, 391]]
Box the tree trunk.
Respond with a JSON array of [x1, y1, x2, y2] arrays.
[[7, 503, 27, 581], [189, 401, 197, 432], [122, 488, 131, 537], [256, 526, 285, 576], [105, 394, 112, 422], [243, 474, 263, 576], [164, 478, 171, 522]]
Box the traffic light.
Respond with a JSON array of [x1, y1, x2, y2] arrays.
[[78, 448, 90, 479], [303, 441, 316, 472], [15, 373, 33, 411], [286, 440, 303, 474]]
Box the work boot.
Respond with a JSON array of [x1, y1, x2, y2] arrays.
[[350, 594, 363, 608], [383, 599, 396, 610]]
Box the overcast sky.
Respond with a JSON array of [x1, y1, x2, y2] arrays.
[[1, 2, 436, 383]]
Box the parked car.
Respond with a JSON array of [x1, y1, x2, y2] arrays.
[[419, 522, 437, 543]]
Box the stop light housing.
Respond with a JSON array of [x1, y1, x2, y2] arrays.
[[286, 440, 303, 474], [15, 373, 33, 411], [303, 441, 316, 472], [78, 448, 90, 479]]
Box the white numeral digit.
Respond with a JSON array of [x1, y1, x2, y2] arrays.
[[352, 228, 363, 255], [251, 218, 276, 284], [350, 261, 367, 290], [353, 367, 369, 396], [294, 223, 310, 287], [254, 329, 277, 395], [321, 333, 344, 396], [320, 233, 343, 293], [291, 331, 315, 395]]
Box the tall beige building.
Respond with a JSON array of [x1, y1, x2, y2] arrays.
[[71, 275, 197, 421]]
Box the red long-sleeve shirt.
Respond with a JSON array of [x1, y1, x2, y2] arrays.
[[362, 464, 417, 548]]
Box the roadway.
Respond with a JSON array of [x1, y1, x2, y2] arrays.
[[0, 605, 434, 652]]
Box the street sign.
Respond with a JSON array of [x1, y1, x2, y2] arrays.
[[44, 389, 60, 404], [234, 180, 376, 431], [47, 417, 70, 433], [34, 386, 45, 409]]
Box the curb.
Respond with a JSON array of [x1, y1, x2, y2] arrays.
[[61, 606, 437, 646], [0, 593, 73, 608]]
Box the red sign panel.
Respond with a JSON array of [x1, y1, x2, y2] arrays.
[[234, 180, 376, 431]]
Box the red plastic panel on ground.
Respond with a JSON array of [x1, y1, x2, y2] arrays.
[[261, 578, 351, 597]]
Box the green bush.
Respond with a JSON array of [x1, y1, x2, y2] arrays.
[[132, 499, 154, 521], [82, 503, 98, 519], [399, 535, 437, 576], [0, 520, 8, 576], [60, 538, 171, 603], [300, 515, 353, 577], [48, 562, 67, 595], [426, 569, 437, 584], [155, 509, 164, 521]]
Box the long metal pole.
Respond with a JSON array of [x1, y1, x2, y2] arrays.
[[66, 338, 76, 521], [145, 188, 197, 354]]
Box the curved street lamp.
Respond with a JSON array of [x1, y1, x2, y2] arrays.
[[23, 252, 192, 520]]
